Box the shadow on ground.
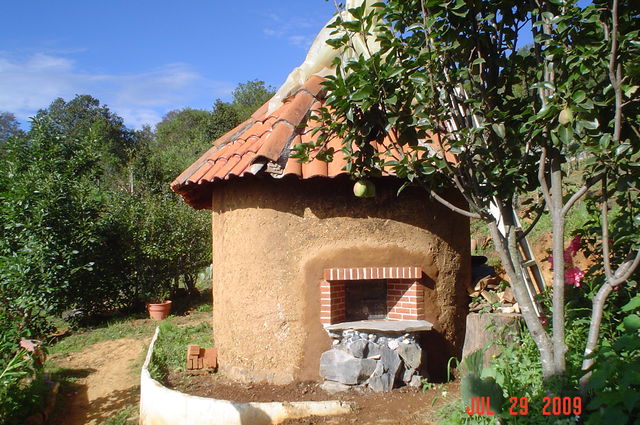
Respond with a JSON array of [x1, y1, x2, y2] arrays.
[[49, 365, 140, 425]]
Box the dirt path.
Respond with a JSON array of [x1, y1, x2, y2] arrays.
[[49, 337, 148, 425]]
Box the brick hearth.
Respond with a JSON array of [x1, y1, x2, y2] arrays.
[[320, 267, 425, 325]]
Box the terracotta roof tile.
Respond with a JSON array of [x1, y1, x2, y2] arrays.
[[171, 75, 450, 209], [228, 151, 257, 177], [186, 160, 216, 185], [256, 121, 296, 161], [216, 154, 244, 178], [201, 158, 228, 182]]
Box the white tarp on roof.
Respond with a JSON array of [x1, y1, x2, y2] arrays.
[[267, 0, 380, 114]]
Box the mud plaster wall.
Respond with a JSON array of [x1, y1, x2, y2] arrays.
[[210, 176, 470, 384]]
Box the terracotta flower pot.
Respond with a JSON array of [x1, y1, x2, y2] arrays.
[[147, 300, 172, 320]]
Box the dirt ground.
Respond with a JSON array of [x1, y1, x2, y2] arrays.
[[167, 371, 459, 425], [48, 337, 146, 425], [45, 306, 459, 425]]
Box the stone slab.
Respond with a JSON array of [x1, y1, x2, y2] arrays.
[[325, 320, 433, 333]]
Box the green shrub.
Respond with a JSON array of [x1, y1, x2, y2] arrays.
[[0, 349, 48, 425], [583, 296, 640, 424]]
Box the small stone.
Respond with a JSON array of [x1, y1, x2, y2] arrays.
[[320, 381, 352, 394], [345, 339, 369, 358], [409, 375, 422, 388], [368, 334, 376, 341], [320, 349, 377, 385], [367, 354, 381, 360], [367, 362, 386, 392], [367, 347, 402, 392], [397, 343, 422, 370], [367, 342, 382, 357], [403, 367, 416, 383], [332, 340, 339, 346], [387, 339, 400, 350]]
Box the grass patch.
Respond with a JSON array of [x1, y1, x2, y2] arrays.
[[101, 405, 137, 425], [50, 315, 157, 356], [149, 319, 213, 382], [436, 400, 495, 425], [194, 303, 212, 312]]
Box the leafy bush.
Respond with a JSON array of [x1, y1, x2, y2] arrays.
[[0, 116, 211, 329], [0, 349, 48, 425], [583, 296, 640, 424], [438, 318, 584, 424]]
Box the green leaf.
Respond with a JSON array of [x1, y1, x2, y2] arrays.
[[580, 118, 599, 130], [491, 123, 506, 139], [572, 90, 587, 103], [397, 181, 411, 196], [622, 391, 640, 412], [622, 296, 640, 312], [616, 143, 631, 157], [623, 314, 640, 331], [558, 125, 573, 144], [531, 81, 555, 91], [351, 86, 373, 101], [623, 85, 639, 98]]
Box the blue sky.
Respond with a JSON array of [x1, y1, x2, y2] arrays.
[[0, 0, 336, 129]]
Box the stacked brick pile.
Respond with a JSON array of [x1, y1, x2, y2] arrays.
[[186, 345, 218, 370]]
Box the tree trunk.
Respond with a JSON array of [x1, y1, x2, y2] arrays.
[[487, 219, 557, 379], [549, 156, 567, 376], [579, 282, 613, 391]]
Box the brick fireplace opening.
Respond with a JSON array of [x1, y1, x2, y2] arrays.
[[320, 267, 425, 325]]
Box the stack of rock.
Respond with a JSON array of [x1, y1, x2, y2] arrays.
[[468, 275, 519, 314], [319, 329, 424, 393]]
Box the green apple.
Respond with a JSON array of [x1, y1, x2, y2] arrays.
[[559, 106, 574, 125], [353, 179, 376, 198]]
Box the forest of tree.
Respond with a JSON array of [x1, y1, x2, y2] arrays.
[[0, 80, 274, 345]]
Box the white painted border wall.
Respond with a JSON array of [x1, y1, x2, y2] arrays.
[[140, 327, 352, 425]]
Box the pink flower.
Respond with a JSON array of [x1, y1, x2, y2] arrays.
[[563, 250, 573, 263], [564, 267, 585, 287], [567, 235, 582, 256], [548, 235, 582, 271]]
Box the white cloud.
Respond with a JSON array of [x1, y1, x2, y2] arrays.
[[262, 13, 321, 49], [288, 35, 314, 49], [0, 53, 234, 129]]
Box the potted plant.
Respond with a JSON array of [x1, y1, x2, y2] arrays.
[[146, 285, 172, 321]]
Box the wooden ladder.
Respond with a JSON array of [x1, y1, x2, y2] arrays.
[[489, 202, 547, 317]]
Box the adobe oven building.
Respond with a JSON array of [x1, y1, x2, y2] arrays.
[[171, 76, 470, 385]]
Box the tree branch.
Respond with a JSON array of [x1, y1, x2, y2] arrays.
[[428, 189, 481, 219], [538, 147, 552, 206], [561, 172, 604, 217], [610, 250, 640, 287], [609, 0, 622, 143], [601, 178, 613, 279], [517, 200, 545, 242]]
